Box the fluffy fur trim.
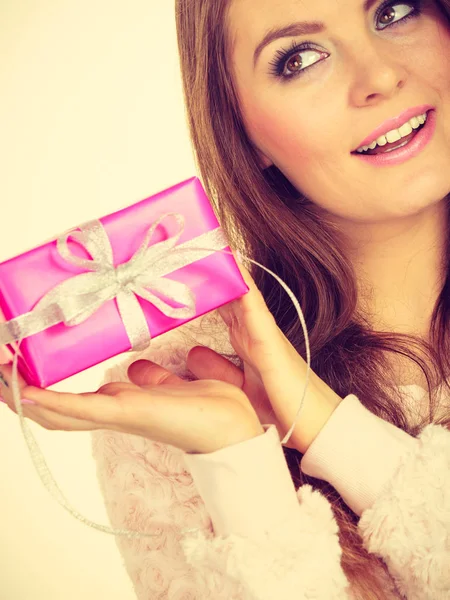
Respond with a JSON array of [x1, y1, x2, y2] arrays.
[[358, 423, 450, 600]]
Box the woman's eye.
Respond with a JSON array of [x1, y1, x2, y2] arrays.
[[268, 45, 328, 80], [269, 1, 422, 81], [284, 50, 324, 78], [376, 2, 417, 30]]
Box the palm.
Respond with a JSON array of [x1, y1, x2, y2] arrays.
[[187, 346, 297, 450], [242, 361, 276, 425]]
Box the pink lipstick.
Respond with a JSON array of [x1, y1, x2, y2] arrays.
[[351, 109, 436, 167]]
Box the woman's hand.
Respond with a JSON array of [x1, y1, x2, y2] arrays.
[[0, 258, 342, 454], [187, 259, 344, 453], [0, 360, 264, 454]]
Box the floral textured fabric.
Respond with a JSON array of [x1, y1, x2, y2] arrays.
[[91, 312, 450, 599]]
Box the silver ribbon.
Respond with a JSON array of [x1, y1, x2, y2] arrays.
[[0, 212, 229, 352], [2, 211, 312, 542]]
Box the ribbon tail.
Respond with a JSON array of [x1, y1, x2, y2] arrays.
[[8, 339, 158, 539], [134, 279, 197, 320], [115, 289, 152, 352], [33, 272, 118, 326], [0, 304, 63, 346], [0, 272, 119, 346]]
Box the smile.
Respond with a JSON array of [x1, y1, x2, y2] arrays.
[[350, 110, 436, 167]]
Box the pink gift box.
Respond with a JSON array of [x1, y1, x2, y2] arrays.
[[0, 177, 248, 388]]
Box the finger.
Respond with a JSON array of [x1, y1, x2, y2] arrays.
[[218, 261, 281, 343], [0, 362, 133, 407], [6, 401, 102, 432], [15, 384, 132, 428], [96, 381, 137, 396], [127, 359, 184, 388], [187, 346, 244, 389], [230, 258, 273, 315], [0, 363, 105, 431], [17, 377, 232, 451], [21, 378, 191, 432], [0, 363, 28, 403]]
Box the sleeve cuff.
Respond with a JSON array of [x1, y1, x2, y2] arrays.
[[182, 424, 301, 540], [300, 394, 419, 516]]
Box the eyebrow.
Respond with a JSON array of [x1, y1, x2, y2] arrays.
[[253, 0, 379, 67]]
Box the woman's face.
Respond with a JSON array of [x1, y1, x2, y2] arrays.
[[227, 0, 450, 224]]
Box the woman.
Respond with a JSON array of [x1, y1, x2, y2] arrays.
[[1, 0, 449, 598]]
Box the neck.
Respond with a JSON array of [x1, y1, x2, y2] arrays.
[[340, 198, 448, 340]]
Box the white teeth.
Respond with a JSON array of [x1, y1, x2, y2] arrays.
[[356, 112, 428, 153]]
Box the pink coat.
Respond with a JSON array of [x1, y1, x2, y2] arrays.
[[91, 313, 450, 599]]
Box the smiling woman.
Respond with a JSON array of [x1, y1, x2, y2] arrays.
[[3, 1, 449, 599], [169, 0, 450, 597]]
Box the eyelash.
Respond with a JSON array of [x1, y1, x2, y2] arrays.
[[268, 0, 423, 81]]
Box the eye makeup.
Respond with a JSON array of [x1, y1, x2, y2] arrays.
[[267, 0, 424, 82]]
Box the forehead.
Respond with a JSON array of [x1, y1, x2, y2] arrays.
[[226, 0, 366, 54], [227, 0, 323, 39]]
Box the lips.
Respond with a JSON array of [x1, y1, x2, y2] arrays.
[[355, 121, 426, 155], [352, 104, 435, 152]]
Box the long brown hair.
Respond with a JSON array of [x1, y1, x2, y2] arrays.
[[174, 1, 450, 598]]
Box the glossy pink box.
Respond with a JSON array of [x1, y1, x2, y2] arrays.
[[0, 177, 248, 388]]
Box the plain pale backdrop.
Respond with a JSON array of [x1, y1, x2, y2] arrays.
[[0, 1, 196, 598]]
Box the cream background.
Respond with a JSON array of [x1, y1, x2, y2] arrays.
[[0, 2, 195, 598]]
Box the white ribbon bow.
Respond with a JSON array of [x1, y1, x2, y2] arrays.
[[0, 212, 229, 352]]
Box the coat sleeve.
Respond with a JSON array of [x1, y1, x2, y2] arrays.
[[90, 326, 353, 600], [180, 424, 352, 600], [301, 394, 450, 600]]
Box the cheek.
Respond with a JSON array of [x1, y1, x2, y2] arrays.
[[243, 97, 352, 210], [243, 96, 340, 166], [411, 20, 450, 90]]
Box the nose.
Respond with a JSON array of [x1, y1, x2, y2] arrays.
[[347, 40, 407, 106]]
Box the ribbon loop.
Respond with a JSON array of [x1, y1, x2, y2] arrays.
[[57, 221, 114, 272]]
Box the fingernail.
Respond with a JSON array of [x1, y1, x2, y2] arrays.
[[0, 371, 9, 388], [0, 395, 36, 405]]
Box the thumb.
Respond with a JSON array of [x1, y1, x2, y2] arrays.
[[127, 359, 184, 387], [187, 346, 244, 389]]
